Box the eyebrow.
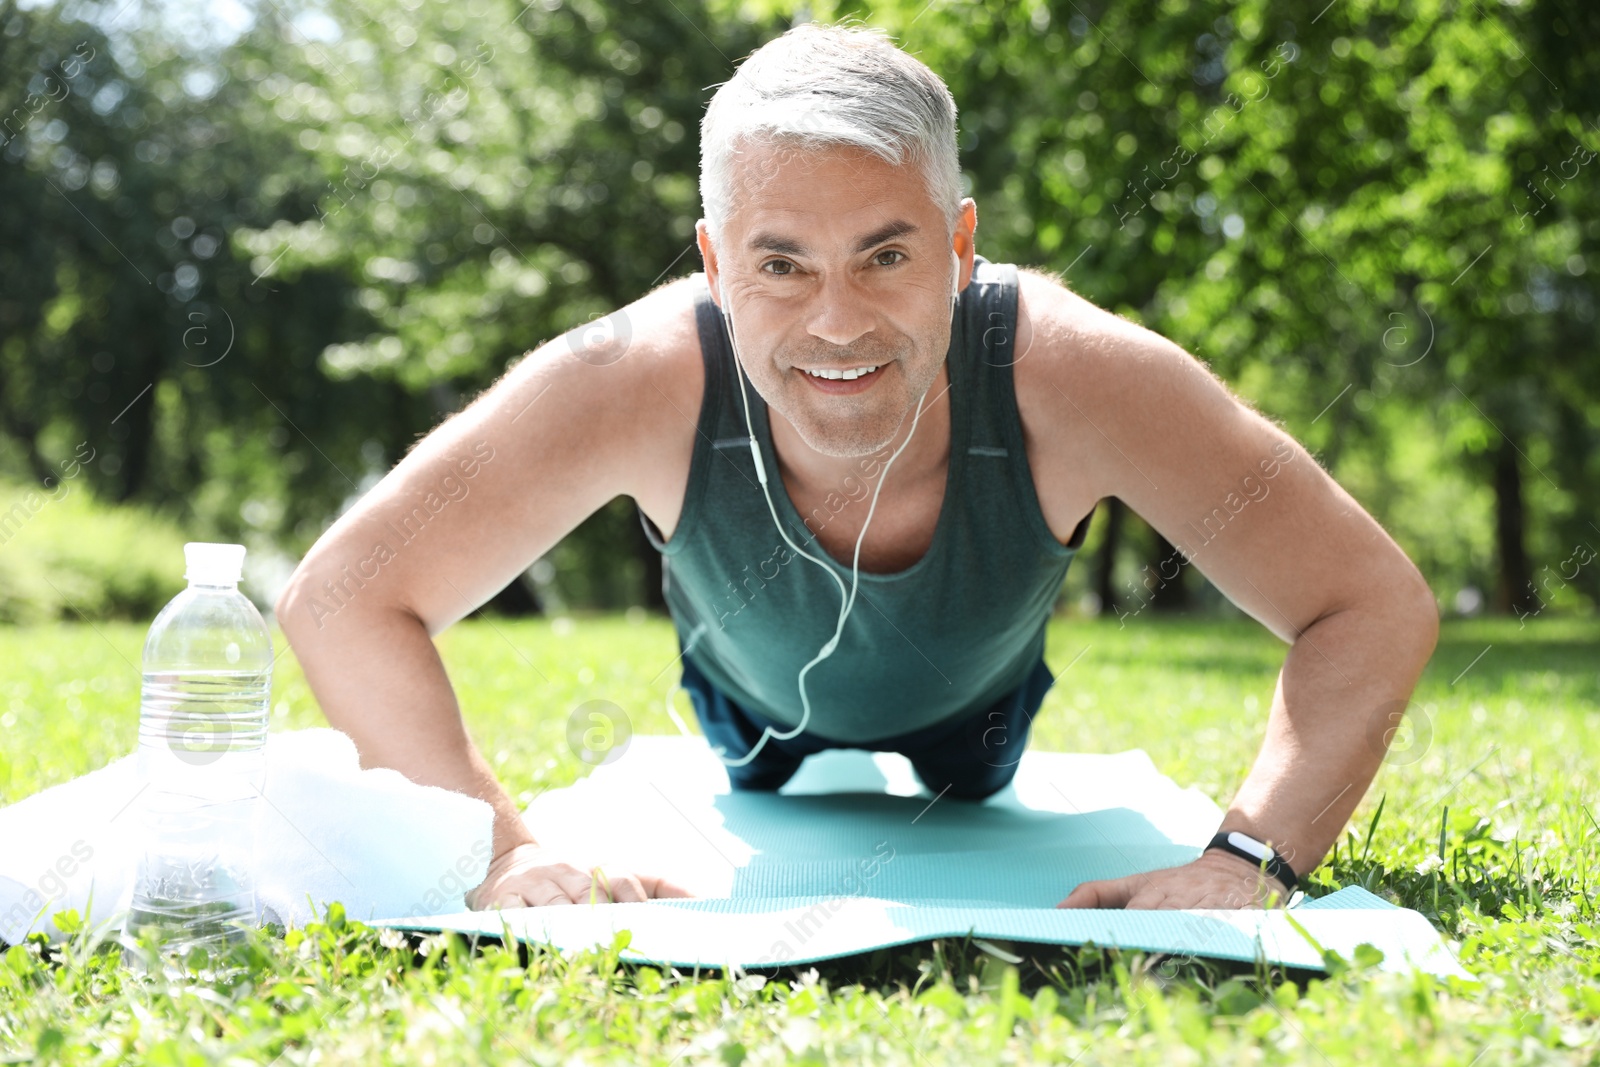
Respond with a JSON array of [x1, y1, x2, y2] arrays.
[[747, 219, 920, 257]]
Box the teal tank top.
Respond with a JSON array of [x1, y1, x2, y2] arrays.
[[641, 256, 1089, 744]]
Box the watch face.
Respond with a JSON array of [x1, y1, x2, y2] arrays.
[[1226, 831, 1273, 861]]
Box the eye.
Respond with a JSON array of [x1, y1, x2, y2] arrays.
[[873, 250, 906, 267], [761, 259, 795, 276]]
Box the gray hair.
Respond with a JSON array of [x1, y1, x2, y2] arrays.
[[698, 23, 961, 240]]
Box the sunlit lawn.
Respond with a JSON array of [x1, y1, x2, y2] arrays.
[[1, 613, 1597, 1063]]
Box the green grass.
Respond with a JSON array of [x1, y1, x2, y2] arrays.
[[1, 614, 1598, 1064]]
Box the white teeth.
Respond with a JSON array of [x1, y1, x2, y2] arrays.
[[805, 365, 879, 381]]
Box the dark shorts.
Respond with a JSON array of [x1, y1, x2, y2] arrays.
[[678, 653, 1057, 800]]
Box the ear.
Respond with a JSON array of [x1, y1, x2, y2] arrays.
[[952, 198, 978, 294], [696, 220, 723, 308]]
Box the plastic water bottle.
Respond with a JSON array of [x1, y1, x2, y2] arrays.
[[121, 543, 271, 968]]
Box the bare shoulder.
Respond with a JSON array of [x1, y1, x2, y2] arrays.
[[1012, 265, 1252, 503], [1011, 264, 1433, 641], [283, 275, 706, 633], [495, 273, 709, 534], [611, 274, 708, 533], [1013, 267, 1216, 413], [1008, 265, 1200, 541]]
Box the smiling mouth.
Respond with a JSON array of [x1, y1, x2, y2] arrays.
[[802, 365, 880, 381]]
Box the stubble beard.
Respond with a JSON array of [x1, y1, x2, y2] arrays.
[[763, 331, 947, 460]]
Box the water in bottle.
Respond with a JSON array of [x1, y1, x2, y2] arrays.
[[121, 542, 272, 970]]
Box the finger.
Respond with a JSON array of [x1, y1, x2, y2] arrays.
[[487, 890, 528, 910], [586, 866, 621, 903], [556, 867, 606, 903], [524, 866, 586, 905], [1055, 882, 1095, 908], [640, 875, 696, 899], [1093, 878, 1138, 908], [526, 881, 575, 907], [1123, 888, 1173, 910], [1059, 878, 1131, 909], [603, 873, 650, 903]]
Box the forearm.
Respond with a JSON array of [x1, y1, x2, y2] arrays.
[[277, 583, 539, 859], [1217, 594, 1440, 880]]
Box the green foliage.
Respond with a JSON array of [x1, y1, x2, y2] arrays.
[[2, 614, 1598, 1061], [0, 479, 187, 624], [823, 0, 1600, 613], [1, 0, 1597, 617]]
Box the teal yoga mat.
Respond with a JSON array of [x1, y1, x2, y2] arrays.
[[374, 738, 1471, 979]]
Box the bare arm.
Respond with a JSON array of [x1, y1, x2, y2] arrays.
[[275, 278, 701, 886], [278, 585, 536, 860], [1023, 277, 1440, 906]]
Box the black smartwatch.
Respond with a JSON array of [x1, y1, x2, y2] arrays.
[[1205, 830, 1299, 895]]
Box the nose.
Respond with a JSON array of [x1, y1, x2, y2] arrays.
[[804, 272, 874, 349]]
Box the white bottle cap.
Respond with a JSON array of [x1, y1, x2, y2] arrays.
[[184, 542, 246, 586]]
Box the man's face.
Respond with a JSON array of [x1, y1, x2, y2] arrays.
[[697, 143, 976, 459]]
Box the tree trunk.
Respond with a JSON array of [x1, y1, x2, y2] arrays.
[[1491, 434, 1537, 616], [636, 504, 666, 612], [0, 400, 53, 485], [1094, 497, 1124, 615], [1148, 528, 1190, 612], [115, 303, 164, 503], [473, 571, 543, 617]]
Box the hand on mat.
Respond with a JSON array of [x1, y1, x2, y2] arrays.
[[466, 843, 695, 909], [1055, 850, 1291, 910]]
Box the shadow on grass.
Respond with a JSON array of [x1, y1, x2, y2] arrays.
[[1068, 616, 1600, 692], [402, 926, 1352, 1008], [1426, 624, 1600, 694], [724, 935, 1334, 1003]]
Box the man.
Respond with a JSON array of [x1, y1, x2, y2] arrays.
[[276, 24, 1439, 912]]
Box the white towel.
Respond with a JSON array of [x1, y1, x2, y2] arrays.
[[0, 728, 494, 945]]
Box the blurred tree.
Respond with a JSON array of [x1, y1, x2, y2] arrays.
[[226, 0, 784, 610], [840, 0, 1600, 616], [0, 0, 400, 545], [1, 0, 1594, 619]]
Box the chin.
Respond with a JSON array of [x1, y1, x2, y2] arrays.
[[758, 343, 946, 458], [789, 412, 903, 459], [797, 431, 894, 460]]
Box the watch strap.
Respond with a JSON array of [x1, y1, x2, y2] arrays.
[[1204, 831, 1299, 895]]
